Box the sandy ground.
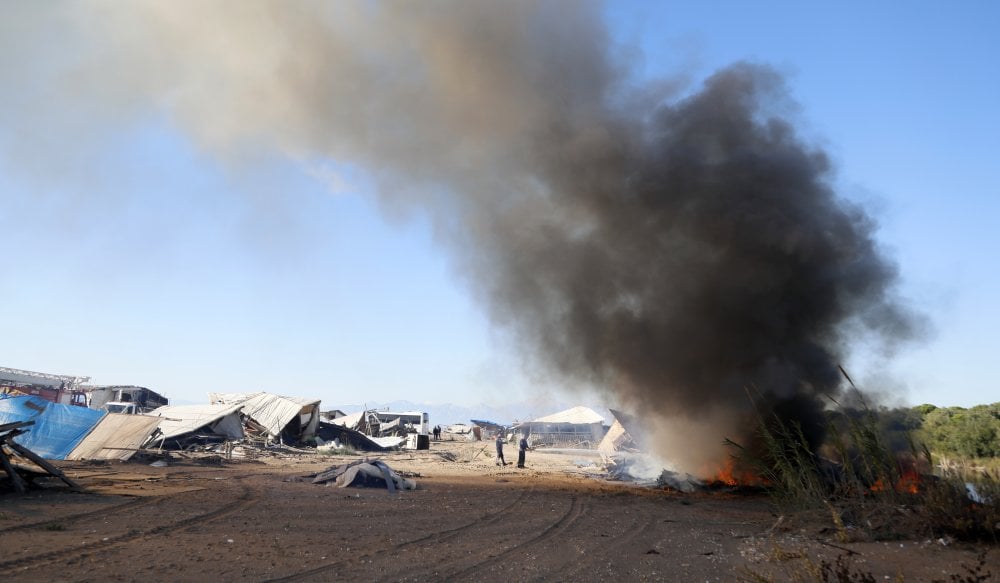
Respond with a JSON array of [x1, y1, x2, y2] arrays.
[[0, 438, 993, 582]]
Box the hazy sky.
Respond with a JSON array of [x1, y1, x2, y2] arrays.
[[2, 1, 997, 410]]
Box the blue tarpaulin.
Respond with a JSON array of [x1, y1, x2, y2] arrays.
[[0, 395, 105, 459]]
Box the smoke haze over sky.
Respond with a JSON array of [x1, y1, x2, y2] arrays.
[[1, 2, 997, 426]]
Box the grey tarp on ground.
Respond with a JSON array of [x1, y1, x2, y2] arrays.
[[309, 459, 416, 491]]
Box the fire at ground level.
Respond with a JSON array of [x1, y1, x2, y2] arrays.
[[0, 439, 990, 582]]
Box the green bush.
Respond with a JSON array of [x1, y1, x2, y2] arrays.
[[919, 404, 1000, 459]]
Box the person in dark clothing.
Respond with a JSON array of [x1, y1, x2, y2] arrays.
[[517, 434, 529, 468], [495, 433, 507, 466]]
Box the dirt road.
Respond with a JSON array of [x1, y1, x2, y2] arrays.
[[0, 440, 990, 581]]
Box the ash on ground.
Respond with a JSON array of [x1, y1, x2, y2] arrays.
[[603, 452, 701, 492]]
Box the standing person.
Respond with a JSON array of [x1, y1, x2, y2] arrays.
[[517, 433, 529, 468], [495, 432, 507, 466]]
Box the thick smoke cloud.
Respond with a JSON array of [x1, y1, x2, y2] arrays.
[[4, 2, 920, 469]]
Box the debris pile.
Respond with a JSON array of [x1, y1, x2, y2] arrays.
[[1, 361, 647, 491], [315, 422, 400, 452], [146, 402, 246, 450], [0, 381, 436, 485], [209, 392, 321, 445], [329, 409, 428, 449]]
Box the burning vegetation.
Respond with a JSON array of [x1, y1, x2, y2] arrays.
[[717, 387, 1000, 544], [701, 457, 764, 489]]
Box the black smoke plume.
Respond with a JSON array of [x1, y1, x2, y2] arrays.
[[469, 63, 919, 467]]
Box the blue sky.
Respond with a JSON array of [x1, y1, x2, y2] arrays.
[[1, 2, 997, 409]]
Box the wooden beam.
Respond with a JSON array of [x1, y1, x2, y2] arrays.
[[6, 441, 80, 490], [0, 443, 28, 494], [0, 420, 35, 433]]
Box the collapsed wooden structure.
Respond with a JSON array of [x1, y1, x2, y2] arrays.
[[0, 420, 80, 494]]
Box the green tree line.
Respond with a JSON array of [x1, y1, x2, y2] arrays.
[[907, 402, 1000, 458]]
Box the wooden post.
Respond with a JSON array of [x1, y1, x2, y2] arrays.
[[0, 443, 27, 494], [0, 421, 35, 494]]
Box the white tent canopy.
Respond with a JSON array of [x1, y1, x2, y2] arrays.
[[533, 406, 606, 425], [516, 406, 608, 448]]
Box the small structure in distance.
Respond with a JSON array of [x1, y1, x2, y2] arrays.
[[514, 406, 608, 448], [85, 385, 169, 414]]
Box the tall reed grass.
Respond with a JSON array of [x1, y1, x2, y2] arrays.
[[728, 386, 998, 543]]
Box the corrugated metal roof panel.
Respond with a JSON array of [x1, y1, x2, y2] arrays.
[[67, 413, 162, 460], [149, 403, 245, 440]]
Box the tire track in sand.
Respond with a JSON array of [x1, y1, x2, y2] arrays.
[[544, 507, 659, 582], [437, 494, 588, 580], [0, 482, 259, 575], [0, 496, 164, 535], [261, 485, 535, 583]]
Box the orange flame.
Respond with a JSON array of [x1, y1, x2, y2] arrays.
[[700, 458, 760, 486], [897, 470, 921, 494], [715, 461, 738, 486], [869, 470, 921, 494]]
